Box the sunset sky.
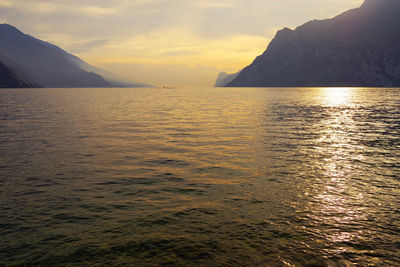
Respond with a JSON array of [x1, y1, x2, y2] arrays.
[[0, 0, 363, 87]]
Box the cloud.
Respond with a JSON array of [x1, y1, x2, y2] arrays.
[[0, 0, 14, 7], [193, 1, 236, 9], [160, 50, 201, 57], [79, 6, 120, 16], [67, 39, 110, 53]]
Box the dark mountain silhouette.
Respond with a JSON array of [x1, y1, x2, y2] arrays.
[[0, 61, 38, 88], [214, 71, 240, 87], [0, 24, 151, 88], [227, 0, 400, 87]]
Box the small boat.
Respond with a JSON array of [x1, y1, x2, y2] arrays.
[[161, 85, 176, 89]]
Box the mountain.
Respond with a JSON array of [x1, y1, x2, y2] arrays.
[[227, 0, 400, 87], [0, 24, 150, 88], [214, 71, 240, 87], [64, 52, 154, 88], [0, 61, 38, 88]]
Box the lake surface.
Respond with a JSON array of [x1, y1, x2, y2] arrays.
[[0, 87, 399, 266]]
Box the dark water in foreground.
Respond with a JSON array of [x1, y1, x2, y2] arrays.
[[0, 87, 399, 266]]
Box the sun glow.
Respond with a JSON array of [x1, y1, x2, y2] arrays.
[[321, 87, 354, 106]]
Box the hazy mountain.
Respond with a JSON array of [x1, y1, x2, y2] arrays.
[[214, 71, 240, 87], [0, 61, 38, 88], [0, 24, 151, 88], [227, 0, 400, 87], [67, 53, 154, 88]]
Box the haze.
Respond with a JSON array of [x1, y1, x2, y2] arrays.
[[0, 0, 363, 87]]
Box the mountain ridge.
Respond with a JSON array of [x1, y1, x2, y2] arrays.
[[214, 71, 240, 87], [0, 24, 152, 88], [226, 0, 400, 87], [0, 60, 39, 88]]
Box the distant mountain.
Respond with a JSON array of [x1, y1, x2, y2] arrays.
[[66, 52, 154, 88], [0, 24, 151, 88], [214, 71, 240, 87], [227, 0, 400, 87], [0, 61, 38, 88]]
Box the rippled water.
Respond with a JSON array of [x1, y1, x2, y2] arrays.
[[0, 87, 399, 266]]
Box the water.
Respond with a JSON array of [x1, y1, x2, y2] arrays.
[[0, 87, 399, 266]]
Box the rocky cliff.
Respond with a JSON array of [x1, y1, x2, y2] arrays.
[[214, 71, 240, 87], [227, 0, 400, 87], [0, 61, 37, 88]]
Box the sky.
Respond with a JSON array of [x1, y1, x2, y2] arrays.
[[0, 0, 363, 87]]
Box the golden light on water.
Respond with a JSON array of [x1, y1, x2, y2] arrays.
[[1, 87, 399, 265], [312, 87, 366, 245], [321, 87, 354, 106]]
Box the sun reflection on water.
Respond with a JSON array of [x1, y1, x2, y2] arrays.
[[321, 87, 354, 107], [311, 87, 366, 245]]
